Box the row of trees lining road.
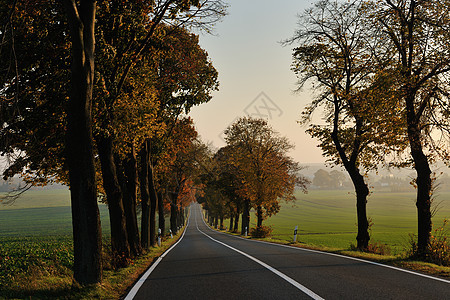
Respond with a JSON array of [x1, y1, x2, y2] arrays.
[[198, 117, 309, 237], [287, 0, 450, 255], [0, 0, 226, 285]]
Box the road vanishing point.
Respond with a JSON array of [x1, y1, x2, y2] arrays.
[[125, 203, 450, 299]]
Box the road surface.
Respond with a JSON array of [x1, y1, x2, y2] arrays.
[[126, 203, 450, 299]]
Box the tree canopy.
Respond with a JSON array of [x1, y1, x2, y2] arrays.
[[0, 0, 225, 284], [200, 117, 309, 233]]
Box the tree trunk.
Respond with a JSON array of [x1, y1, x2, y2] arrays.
[[170, 192, 178, 235], [234, 204, 240, 233], [220, 216, 224, 230], [406, 94, 432, 257], [177, 206, 183, 228], [148, 159, 158, 247], [96, 135, 130, 266], [158, 191, 165, 236], [214, 215, 218, 228], [180, 207, 186, 226], [256, 205, 264, 228], [341, 164, 370, 250], [241, 199, 250, 235], [62, 0, 102, 285], [122, 147, 141, 257], [229, 215, 234, 232], [331, 107, 370, 250], [139, 141, 150, 249], [353, 175, 370, 250]]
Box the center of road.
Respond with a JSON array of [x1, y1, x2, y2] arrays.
[[195, 214, 324, 300]]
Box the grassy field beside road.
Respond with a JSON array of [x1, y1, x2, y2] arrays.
[[249, 190, 450, 254], [1, 188, 449, 298], [0, 189, 177, 299]]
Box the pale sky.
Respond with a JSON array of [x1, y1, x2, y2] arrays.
[[189, 0, 326, 164]]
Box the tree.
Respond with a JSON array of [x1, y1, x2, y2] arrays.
[[215, 146, 243, 232], [163, 119, 204, 234], [0, 1, 102, 283], [0, 2, 71, 185], [120, 144, 142, 257], [287, 0, 404, 249], [223, 117, 308, 230], [0, 0, 225, 280], [313, 169, 333, 189], [93, 1, 223, 253], [62, 0, 102, 284], [138, 24, 219, 245], [374, 0, 450, 256], [329, 170, 348, 188], [196, 145, 240, 231], [313, 169, 348, 189]]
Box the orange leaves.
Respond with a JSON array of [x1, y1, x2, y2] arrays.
[[219, 117, 308, 218]]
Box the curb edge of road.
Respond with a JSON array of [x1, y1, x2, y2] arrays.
[[198, 205, 450, 284]]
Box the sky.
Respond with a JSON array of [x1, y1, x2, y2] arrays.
[[189, 0, 326, 164]]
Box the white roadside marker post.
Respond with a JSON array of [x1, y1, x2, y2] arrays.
[[294, 225, 298, 242], [170, 229, 173, 239], [157, 228, 161, 247], [245, 226, 248, 237]]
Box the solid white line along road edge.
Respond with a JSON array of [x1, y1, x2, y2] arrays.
[[124, 209, 192, 300], [198, 205, 450, 285], [195, 218, 325, 300]]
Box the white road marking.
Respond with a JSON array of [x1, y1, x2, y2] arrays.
[[195, 217, 324, 300], [124, 209, 191, 300], [245, 238, 450, 284], [199, 206, 450, 285]]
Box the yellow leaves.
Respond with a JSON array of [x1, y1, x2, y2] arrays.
[[112, 87, 161, 158]]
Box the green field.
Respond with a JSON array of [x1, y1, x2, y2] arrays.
[[0, 189, 72, 210], [0, 189, 175, 294], [248, 190, 450, 254], [0, 189, 112, 236], [2, 188, 449, 254]]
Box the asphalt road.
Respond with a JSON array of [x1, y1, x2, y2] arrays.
[[126, 203, 450, 299]]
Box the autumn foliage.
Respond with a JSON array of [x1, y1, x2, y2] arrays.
[[0, 0, 225, 285], [199, 117, 309, 235]]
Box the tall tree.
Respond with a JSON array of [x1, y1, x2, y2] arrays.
[[0, 0, 102, 283], [375, 0, 450, 256], [121, 145, 142, 256], [287, 0, 404, 249], [139, 24, 219, 244], [94, 0, 223, 253], [162, 118, 202, 234], [62, 0, 102, 284], [0, 0, 225, 280]]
